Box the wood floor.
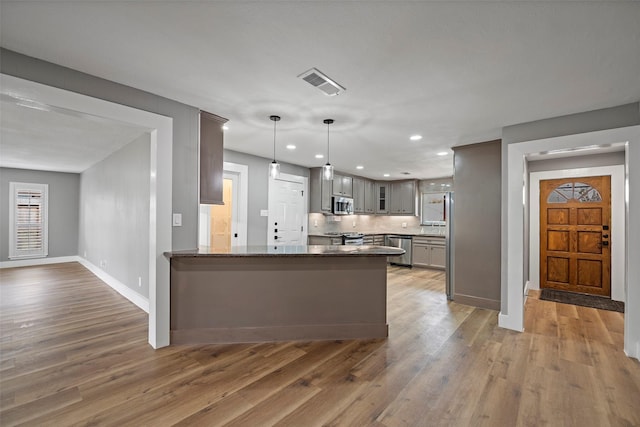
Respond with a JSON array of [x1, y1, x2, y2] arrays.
[[1, 262, 639, 426]]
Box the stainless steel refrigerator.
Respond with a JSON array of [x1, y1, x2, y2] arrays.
[[445, 192, 454, 300]]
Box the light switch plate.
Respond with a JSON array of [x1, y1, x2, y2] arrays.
[[260, 209, 269, 217], [172, 213, 182, 226]]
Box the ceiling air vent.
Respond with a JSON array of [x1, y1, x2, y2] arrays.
[[298, 68, 346, 96]]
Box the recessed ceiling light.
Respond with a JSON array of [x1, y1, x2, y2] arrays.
[[356, 165, 364, 170], [383, 173, 390, 177], [437, 151, 448, 156], [286, 144, 296, 150], [221, 125, 229, 131], [315, 154, 324, 159], [410, 135, 422, 141]]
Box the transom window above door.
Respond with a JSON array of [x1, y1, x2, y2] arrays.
[[546, 182, 602, 203]]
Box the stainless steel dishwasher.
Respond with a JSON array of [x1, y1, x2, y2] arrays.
[[386, 235, 412, 267]]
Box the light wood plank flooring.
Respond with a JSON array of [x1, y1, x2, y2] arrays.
[[1, 262, 639, 426]]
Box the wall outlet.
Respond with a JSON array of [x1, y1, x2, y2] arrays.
[[352, 221, 357, 228], [402, 222, 407, 228], [83, 251, 87, 258], [138, 277, 142, 287], [314, 220, 318, 227]]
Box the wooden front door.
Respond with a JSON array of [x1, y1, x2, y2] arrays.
[[540, 176, 611, 296]]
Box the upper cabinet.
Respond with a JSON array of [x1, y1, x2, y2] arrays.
[[332, 174, 353, 197], [364, 180, 376, 214], [199, 111, 228, 205], [389, 180, 417, 215], [353, 177, 365, 213], [309, 168, 333, 213], [309, 170, 416, 217]]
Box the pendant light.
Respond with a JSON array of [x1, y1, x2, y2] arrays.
[[322, 118, 334, 181], [269, 115, 281, 179]]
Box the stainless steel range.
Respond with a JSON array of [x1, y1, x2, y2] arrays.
[[323, 232, 364, 245]]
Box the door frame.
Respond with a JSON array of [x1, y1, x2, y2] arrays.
[[223, 162, 248, 247], [529, 166, 625, 301], [0, 74, 174, 349], [198, 162, 248, 248], [501, 124, 640, 360], [267, 172, 309, 245]]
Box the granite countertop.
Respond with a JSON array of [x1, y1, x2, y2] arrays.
[[165, 245, 405, 258]]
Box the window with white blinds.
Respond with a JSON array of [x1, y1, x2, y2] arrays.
[[9, 182, 49, 259]]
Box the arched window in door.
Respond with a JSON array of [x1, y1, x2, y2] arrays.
[[546, 181, 602, 203]]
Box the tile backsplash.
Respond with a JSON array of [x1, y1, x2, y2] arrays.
[[309, 213, 444, 235]]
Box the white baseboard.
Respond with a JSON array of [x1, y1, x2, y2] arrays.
[[0, 255, 79, 269], [498, 312, 524, 332], [1, 255, 149, 314], [77, 258, 149, 313], [624, 341, 640, 361]]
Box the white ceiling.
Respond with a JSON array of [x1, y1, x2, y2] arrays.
[[0, 89, 148, 173], [1, 1, 639, 179]]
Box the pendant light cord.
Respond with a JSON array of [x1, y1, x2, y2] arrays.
[[324, 118, 333, 164], [270, 115, 280, 162], [273, 119, 277, 162], [326, 122, 330, 163]]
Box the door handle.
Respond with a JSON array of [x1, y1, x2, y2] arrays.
[[274, 236, 278, 240], [602, 241, 609, 247]]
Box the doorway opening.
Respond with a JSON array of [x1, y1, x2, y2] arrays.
[[198, 162, 248, 249]]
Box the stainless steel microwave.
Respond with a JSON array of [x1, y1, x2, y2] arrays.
[[332, 196, 354, 215]]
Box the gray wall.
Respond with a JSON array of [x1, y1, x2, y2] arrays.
[[0, 168, 80, 261], [224, 149, 309, 246], [501, 102, 640, 310], [452, 140, 502, 310], [79, 135, 150, 297], [503, 103, 640, 145], [1, 48, 200, 251], [528, 151, 625, 173], [418, 177, 454, 194]]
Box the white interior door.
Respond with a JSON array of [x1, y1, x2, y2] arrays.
[[268, 173, 307, 245]]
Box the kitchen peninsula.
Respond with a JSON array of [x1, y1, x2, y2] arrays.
[[164, 245, 404, 344]]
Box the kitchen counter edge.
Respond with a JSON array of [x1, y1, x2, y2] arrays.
[[164, 245, 405, 258]]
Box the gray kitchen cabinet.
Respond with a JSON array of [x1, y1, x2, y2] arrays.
[[390, 180, 417, 215], [412, 236, 445, 269], [199, 111, 228, 205], [353, 177, 365, 213], [364, 180, 375, 214], [309, 168, 332, 213], [363, 234, 386, 245], [332, 174, 353, 197], [375, 182, 390, 214]]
